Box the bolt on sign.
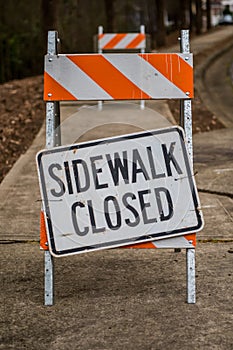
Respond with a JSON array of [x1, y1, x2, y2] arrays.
[[36, 126, 203, 257]]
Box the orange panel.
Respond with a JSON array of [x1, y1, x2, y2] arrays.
[[44, 71, 76, 101], [140, 53, 193, 98], [40, 211, 49, 250], [103, 34, 127, 49], [184, 233, 196, 247], [126, 34, 145, 49]]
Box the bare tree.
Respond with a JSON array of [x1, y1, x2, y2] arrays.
[[180, 0, 189, 29], [188, 0, 194, 32], [41, 0, 58, 50], [206, 0, 212, 30], [155, 0, 166, 47], [195, 0, 203, 34], [104, 0, 115, 32], [146, 0, 157, 49]]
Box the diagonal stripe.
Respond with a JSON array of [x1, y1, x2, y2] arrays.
[[184, 233, 196, 246], [126, 34, 145, 49], [98, 34, 115, 49], [103, 34, 127, 49], [44, 71, 77, 101], [140, 53, 193, 97], [45, 56, 112, 100], [67, 54, 150, 100], [113, 34, 141, 49], [104, 54, 187, 99]]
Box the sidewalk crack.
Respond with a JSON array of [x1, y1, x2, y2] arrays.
[[198, 188, 233, 200]]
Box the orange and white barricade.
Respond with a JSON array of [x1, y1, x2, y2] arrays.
[[97, 25, 146, 52], [44, 53, 193, 101], [39, 29, 200, 306]]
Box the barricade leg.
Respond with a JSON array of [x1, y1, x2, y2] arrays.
[[140, 100, 145, 110], [44, 251, 54, 305], [98, 100, 103, 110], [43, 101, 57, 306], [43, 31, 60, 306], [180, 30, 196, 303], [186, 248, 196, 304], [40, 210, 54, 305]]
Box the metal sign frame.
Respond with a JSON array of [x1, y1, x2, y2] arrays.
[[42, 29, 199, 305]]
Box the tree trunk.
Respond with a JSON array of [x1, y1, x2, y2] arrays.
[[155, 0, 166, 47], [206, 0, 211, 30], [41, 0, 58, 51], [104, 0, 115, 32], [146, 0, 156, 49], [188, 0, 193, 32], [195, 0, 203, 35], [180, 0, 188, 29]]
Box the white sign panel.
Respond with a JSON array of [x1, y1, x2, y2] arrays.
[[37, 127, 203, 257]]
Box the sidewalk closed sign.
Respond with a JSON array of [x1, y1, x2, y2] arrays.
[[37, 127, 203, 257]]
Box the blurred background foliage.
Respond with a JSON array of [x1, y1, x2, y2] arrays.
[[0, 0, 219, 83]]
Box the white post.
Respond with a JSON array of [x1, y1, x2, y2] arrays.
[[98, 26, 103, 111], [98, 25, 103, 53], [140, 25, 145, 110], [180, 29, 196, 304], [44, 30, 60, 306], [180, 30, 193, 160], [186, 248, 196, 304], [44, 250, 54, 305]]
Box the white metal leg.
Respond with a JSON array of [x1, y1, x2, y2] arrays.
[[98, 100, 103, 110], [183, 99, 193, 160], [180, 30, 196, 304], [140, 100, 145, 110], [186, 248, 196, 304], [44, 101, 56, 306], [44, 31, 60, 306], [44, 250, 54, 305]]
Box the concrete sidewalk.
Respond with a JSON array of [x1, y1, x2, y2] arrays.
[[0, 27, 233, 350]]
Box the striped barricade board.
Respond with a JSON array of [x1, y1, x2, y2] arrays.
[[98, 33, 146, 50], [40, 29, 201, 305], [44, 53, 193, 101]]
